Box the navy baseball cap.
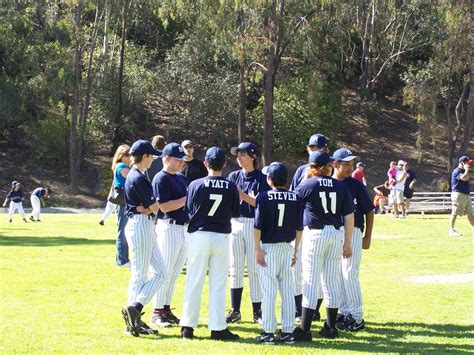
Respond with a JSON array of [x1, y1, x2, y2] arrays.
[[205, 147, 225, 165], [459, 156, 473, 164], [230, 142, 259, 156], [130, 140, 163, 156], [308, 151, 334, 167], [308, 133, 329, 148], [162, 142, 187, 160], [262, 162, 288, 182], [332, 148, 359, 162]]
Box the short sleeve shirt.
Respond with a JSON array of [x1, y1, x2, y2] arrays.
[[114, 162, 129, 188], [152, 170, 189, 223], [7, 189, 23, 202], [342, 177, 375, 232], [124, 167, 157, 216], [404, 169, 417, 191], [451, 167, 470, 194], [351, 170, 365, 183]]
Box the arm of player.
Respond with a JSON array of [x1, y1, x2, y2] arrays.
[[159, 196, 187, 213], [362, 177, 367, 186], [254, 228, 266, 267], [460, 163, 470, 181], [343, 213, 354, 258], [136, 202, 160, 215], [362, 209, 374, 250], [291, 230, 303, 267], [238, 188, 256, 207], [2, 198, 8, 207]]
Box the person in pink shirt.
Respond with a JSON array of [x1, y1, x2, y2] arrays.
[[351, 162, 367, 186], [387, 161, 397, 186]]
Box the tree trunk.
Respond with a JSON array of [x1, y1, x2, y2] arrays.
[[445, 101, 456, 172], [238, 64, 247, 142], [103, 0, 110, 56]]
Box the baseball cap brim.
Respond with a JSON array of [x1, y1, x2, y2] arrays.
[[335, 155, 358, 162], [231, 147, 256, 156], [181, 140, 193, 147]]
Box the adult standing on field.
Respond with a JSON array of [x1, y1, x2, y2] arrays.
[[180, 147, 240, 341], [111, 144, 131, 267], [351, 162, 367, 186], [403, 163, 417, 214], [146, 135, 167, 182], [392, 160, 408, 218], [151, 142, 189, 327], [448, 156, 474, 237], [181, 139, 208, 183], [226, 142, 270, 325]]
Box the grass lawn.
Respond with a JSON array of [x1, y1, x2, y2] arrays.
[[0, 213, 473, 353]]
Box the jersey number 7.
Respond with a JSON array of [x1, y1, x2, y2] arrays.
[[208, 194, 223, 216]]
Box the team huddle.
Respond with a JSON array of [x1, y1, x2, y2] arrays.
[[119, 133, 375, 345]]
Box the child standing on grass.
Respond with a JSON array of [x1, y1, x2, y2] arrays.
[[29, 187, 51, 222], [254, 162, 303, 345], [3, 181, 28, 223]]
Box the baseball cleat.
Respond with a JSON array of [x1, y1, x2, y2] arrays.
[[151, 310, 172, 327], [319, 322, 338, 339], [448, 228, 462, 237], [99, 220, 104, 226], [210, 328, 240, 341], [226, 309, 241, 323], [335, 314, 346, 330], [255, 332, 276, 345], [165, 309, 180, 324], [277, 332, 296, 344], [347, 319, 365, 332], [253, 310, 263, 325], [292, 327, 312, 342], [23, 218, 28, 223], [181, 326, 194, 339], [125, 321, 158, 336], [122, 306, 141, 337], [9, 219, 12, 223], [29, 216, 35, 222]]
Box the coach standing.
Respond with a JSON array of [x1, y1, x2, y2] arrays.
[[181, 139, 208, 183], [449, 156, 474, 236]]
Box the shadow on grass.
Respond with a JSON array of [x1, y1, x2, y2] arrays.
[[0, 235, 114, 247]]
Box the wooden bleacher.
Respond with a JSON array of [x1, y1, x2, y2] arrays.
[[407, 192, 474, 213]]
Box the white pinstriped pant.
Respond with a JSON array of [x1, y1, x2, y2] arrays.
[[125, 215, 167, 306], [8, 202, 25, 219], [258, 243, 295, 334], [291, 230, 305, 296], [180, 231, 229, 331], [229, 217, 262, 302], [30, 195, 41, 220], [154, 220, 186, 308], [340, 227, 364, 321], [302, 226, 344, 309]]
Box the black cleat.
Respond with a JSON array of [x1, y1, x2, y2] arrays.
[[9, 219, 12, 223], [320, 322, 338, 339], [341, 314, 356, 330], [226, 309, 241, 323], [347, 319, 365, 332], [29, 216, 35, 222], [23, 218, 28, 223], [181, 326, 194, 339], [122, 306, 141, 337], [293, 327, 312, 342], [210, 328, 240, 341], [255, 332, 275, 345], [151, 310, 172, 327], [165, 309, 180, 324], [335, 314, 346, 330], [253, 309, 263, 325], [125, 321, 158, 336], [277, 332, 295, 344], [99, 220, 104, 226]]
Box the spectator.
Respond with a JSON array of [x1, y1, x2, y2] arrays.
[[387, 161, 397, 186], [351, 162, 367, 185], [403, 163, 417, 214], [392, 160, 408, 218], [146, 135, 167, 181], [181, 140, 207, 183], [373, 181, 390, 214]]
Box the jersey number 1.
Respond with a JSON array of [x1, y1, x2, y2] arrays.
[[277, 204, 285, 227], [319, 192, 337, 214], [208, 194, 222, 216]]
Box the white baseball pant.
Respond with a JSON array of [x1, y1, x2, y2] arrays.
[[30, 195, 41, 220], [101, 201, 116, 222], [154, 220, 186, 308], [291, 234, 303, 296], [258, 242, 295, 334], [302, 226, 344, 309], [229, 217, 262, 302], [340, 227, 364, 321], [8, 202, 26, 220], [180, 231, 229, 331], [125, 214, 167, 306]]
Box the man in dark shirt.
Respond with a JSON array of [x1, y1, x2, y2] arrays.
[[181, 140, 208, 183], [403, 163, 417, 215], [449, 156, 473, 236], [146, 135, 166, 181]]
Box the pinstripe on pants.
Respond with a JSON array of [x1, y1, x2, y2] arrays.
[[229, 217, 262, 302], [8, 202, 26, 219], [291, 229, 305, 296], [302, 226, 344, 309], [125, 214, 167, 306], [340, 227, 364, 321], [154, 220, 186, 308], [258, 243, 295, 334]]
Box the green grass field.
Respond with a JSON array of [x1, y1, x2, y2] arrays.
[[0, 213, 473, 353]]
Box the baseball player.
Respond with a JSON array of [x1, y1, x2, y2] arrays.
[[293, 151, 354, 341], [29, 187, 50, 222], [180, 147, 240, 341], [289, 133, 329, 322], [151, 142, 188, 327], [226, 142, 270, 324], [449, 156, 474, 236], [332, 148, 375, 332], [254, 162, 303, 345], [3, 181, 28, 223], [121, 139, 167, 337]]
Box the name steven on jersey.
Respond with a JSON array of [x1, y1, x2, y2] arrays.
[[203, 179, 230, 189], [267, 191, 297, 201]]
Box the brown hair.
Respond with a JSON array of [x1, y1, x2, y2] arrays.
[[306, 162, 329, 178], [131, 154, 144, 165], [111, 144, 130, 172], [151, 135, 166, 150]]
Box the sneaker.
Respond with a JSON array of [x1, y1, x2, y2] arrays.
[[210, 328, 240, 341], [150, 309, 172, 327], [181, 326, 194, 339], [448, 228, 462, 237], [312, 310, 321, 321], [99, 220, 104, 226], [347, 319, 365, 332], [255, 332, 275, 345], [226, 309, 241, 323], [319, 322, 338, 339], [122, 306, 141, 337], [277, 332, 295, 345], [253, 310, 263, 325], [165, 309, 180, 324], [335, 314, 346, 330], [292, 327, 312, 342], [29, 216, 35, 222]]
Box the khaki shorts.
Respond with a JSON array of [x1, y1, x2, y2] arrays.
[[451, 192, 473, 216], [392, 189, 404, 204]]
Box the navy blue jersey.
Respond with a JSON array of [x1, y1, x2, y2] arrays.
[[7, 189, 23, 202], [254, 188, 304, 243], [404, 169, 417, 191], [290, 163, 309, 191], [295, 176, 354, 229], [226, 169, 270, 218], [152, 170, 189, 224], [451, 167, 470, 194], [342, 177, 375, 232], [124, 167, 157, 216], [186, 176, 240, 234], [32, 188, 46, 198]]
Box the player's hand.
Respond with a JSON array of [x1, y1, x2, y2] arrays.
[[136, 205, 146, 213], [256, 250, 266, 267], [291, 254, 297, 267], [2, 203, 6, 207], [362, 237, 371, 250], [343, 243, 352, 258]]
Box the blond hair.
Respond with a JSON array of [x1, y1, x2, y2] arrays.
[[111, 144, 130, 171]]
